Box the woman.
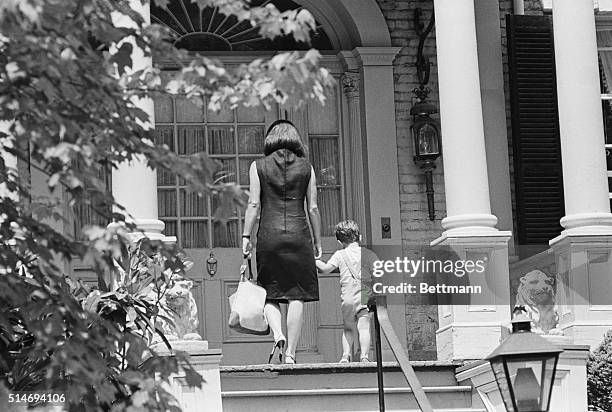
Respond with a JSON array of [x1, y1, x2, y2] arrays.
[[242, 120, 322, 364]]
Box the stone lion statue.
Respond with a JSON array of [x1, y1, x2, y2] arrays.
[[155, 274, 202, 341], [514, 269, 563, 335]]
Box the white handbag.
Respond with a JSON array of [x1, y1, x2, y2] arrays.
[[228, 258, 270, 335]]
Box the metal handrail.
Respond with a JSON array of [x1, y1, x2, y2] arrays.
[[373, 296, 434, 412]]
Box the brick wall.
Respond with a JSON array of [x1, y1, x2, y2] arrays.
[[375, 0, 442, 360]]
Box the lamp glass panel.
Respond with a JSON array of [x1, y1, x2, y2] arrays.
[[504, 355, 557, 411], [417, 123, 440, 156], [490, 358, 516, 412], [539, 356, 558, 410]]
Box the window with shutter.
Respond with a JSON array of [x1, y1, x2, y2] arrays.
[[596, 30, 612, 213], [507, 15, 565, 247]]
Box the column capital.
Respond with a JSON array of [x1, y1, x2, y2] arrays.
[[354, 47, 402, 67], [342, 72, 360, 98]]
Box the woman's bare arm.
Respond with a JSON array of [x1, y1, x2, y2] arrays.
[[242, 162, 260, 256], [306, 166, 322, 259]]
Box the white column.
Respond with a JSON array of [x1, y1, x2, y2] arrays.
[[552, 0, 612, 236], [0, 121, 18, 201], [549, 0, 612, 349], [433, 0, 501, 239], [432, 0, 511, 361], [111, 0, 164, 239], [475, 0, 515, 254]]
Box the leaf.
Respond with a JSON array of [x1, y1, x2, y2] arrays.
[[83, 290, 102, 313]]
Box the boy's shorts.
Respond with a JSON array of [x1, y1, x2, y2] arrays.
[[341, 280, 371, 322], [341, 299, 370, 323]]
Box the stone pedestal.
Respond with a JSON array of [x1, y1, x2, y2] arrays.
[[456, 343, 589, 412], [433, 234, 512, 361], [551, 234, 612, 349], [152, 341, 223, 412]]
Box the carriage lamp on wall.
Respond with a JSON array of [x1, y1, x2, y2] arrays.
[[206, 251, 218, 278], [411, 100, 441, 221], [411, 7, 441, 221]]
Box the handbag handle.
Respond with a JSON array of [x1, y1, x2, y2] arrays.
[[240, 254, 253, 281]]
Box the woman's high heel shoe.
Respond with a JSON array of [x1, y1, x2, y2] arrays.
[[268, 337, 286, 364], [284, 354, 296, 364]]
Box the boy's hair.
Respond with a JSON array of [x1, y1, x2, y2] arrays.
[[335, 220, 360, 244]]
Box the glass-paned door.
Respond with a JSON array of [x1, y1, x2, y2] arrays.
[[155, 95, 270, 248], [153, 77, 345, 364]]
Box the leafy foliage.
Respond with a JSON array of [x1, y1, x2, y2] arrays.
[[0, 0, 334, 410], [588, 330, 612, 412]]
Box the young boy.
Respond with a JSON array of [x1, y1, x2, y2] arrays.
[[315, 220, 376, 363]]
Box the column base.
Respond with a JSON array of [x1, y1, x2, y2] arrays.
[[455, 343, 589, 412], [550, 232, 612, 349], [549, 212, 612, 242], [436, 213, 504, 242], [432, 232, 512, 361], [151, 341, 223, 412], [124, 218, 177, 243], [436, 322, 508, 361]]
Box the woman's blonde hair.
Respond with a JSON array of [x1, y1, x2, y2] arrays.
[[264, 120, 306, 157]]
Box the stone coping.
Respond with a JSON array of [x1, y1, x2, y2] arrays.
[[221, 360, 463, 374], [455, 342, 591, 374]]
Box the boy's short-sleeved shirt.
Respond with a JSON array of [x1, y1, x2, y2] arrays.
[[328, 243, 379, 287]]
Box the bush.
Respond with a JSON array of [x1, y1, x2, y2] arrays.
[[587, 330, 612, 412]]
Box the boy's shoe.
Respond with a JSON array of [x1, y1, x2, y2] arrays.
[[360, 356, 370, 362], [339, 355, 351, 363]]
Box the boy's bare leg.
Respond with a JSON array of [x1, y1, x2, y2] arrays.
[[342, 326, 354, 360], [357, 313, 371, 360]]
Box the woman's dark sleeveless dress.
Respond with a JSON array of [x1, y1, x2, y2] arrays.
[[255, 148, 319, 302]]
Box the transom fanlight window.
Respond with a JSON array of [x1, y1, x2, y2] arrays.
[[151, 0, 333, 52]]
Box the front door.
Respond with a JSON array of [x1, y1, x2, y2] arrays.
[[153, 75, 347, 365]]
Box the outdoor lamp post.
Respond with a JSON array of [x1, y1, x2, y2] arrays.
[[487, 307, 563, 412], [411, 99, 441, 221], [206, 250, 218, 278]]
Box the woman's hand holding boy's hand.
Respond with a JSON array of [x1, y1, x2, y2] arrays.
[[314, 243, 322, 259]]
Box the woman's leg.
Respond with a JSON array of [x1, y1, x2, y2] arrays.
[[357, 312, 372, 360], [285, 299, 304, 358], [264, 302, 284, 342]]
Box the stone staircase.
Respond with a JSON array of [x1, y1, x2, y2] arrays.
[[220, 361, 487, 412]]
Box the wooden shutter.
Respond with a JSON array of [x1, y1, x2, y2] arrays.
[[507, 15, 564, 245]]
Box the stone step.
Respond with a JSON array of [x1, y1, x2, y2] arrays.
[[220, 362, 482, 412]]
